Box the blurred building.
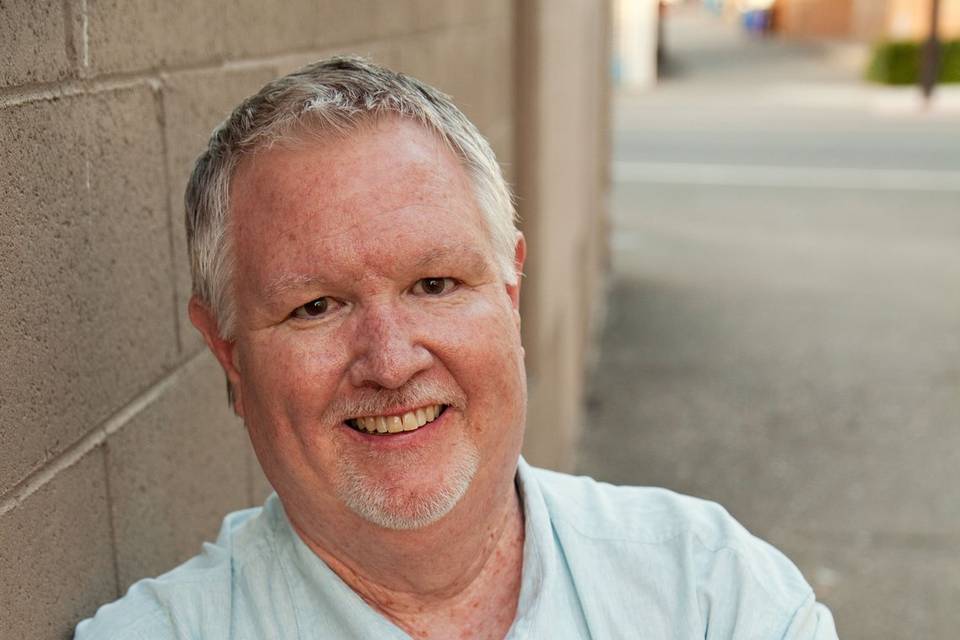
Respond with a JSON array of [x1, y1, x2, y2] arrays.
[[773, 0, 960, 40]]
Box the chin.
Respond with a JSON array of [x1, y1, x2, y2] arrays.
[[335, 444, 481, 530]]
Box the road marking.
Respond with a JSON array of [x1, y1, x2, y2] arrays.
[[614, 161, 960, 192]]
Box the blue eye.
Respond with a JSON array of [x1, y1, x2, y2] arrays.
[[413, 277, 457, 295]]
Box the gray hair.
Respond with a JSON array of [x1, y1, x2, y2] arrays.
[[185, 55, 517, 339]]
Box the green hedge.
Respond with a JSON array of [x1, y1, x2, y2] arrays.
[[866, 39, 960, 85]]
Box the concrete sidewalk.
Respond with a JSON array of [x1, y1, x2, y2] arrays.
[[577, 5, 960, 639]]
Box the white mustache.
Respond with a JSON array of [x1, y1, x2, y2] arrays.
[[321, 378, 466, 422]]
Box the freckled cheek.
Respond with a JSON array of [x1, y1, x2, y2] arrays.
[[242, 334, 350, 414], [430, 303, 526, 415], [419, 296, 520, 345]]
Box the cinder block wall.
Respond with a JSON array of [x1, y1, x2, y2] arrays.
[[0, 2, 609, 637]]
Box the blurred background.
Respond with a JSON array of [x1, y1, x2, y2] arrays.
[[583, 1, 960, 638], [1, 1, 957, 638]]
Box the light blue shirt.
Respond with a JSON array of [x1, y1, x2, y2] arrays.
[[76, 459, 837, 638]]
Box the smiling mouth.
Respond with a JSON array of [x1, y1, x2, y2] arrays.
[[345, 404, 447, 435]]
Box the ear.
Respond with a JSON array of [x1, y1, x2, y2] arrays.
[[506, 231, 526, 312], [188, 296, 245, 418]]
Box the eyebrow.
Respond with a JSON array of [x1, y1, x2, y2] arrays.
[[260, 273, 334, 306], [260, 245, 495, 304], [413, 245, 493, 276]]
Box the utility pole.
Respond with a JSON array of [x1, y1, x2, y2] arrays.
[[920, 0, 942, 100]]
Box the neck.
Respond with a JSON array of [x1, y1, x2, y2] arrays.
[[290, 478, 526, 639]]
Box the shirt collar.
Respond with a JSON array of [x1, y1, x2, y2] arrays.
[[509, 456, 553, 636], [262, 456, 553, 637]]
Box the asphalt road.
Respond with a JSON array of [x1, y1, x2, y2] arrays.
[[576, 6, 960, 639]]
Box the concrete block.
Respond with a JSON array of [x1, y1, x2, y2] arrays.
[[161, 66, 277, 355], [315, 0, 385, 47], [451, 23, 513, 134], [107, 351, 250, 591], [87, 0, 403, 72], [0, 87, 177, 493], [395, 29, 476, 120], [473, 20, 514, 135], [223, 0, 323, 58], [395, 31, 450, 98], [366, 0, 510, 38], [485, 118, 515, 184], [367, 0, 419, 37], [0, 0, 73, 88], [85, 0, 227, 75], [482, 0, 512, 24], [410, 0, 511, 29], [403, 0, 451, 32], [271, 40, 401, 80], [0, 448, 117, 639], [396, 23, 512, 134]]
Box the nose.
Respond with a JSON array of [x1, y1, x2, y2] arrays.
[[347, 301, 433, 390]]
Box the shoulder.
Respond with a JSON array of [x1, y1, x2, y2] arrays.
[[75, 503, 274, 639], [529, 464, 752, 547], [526, 466, 834, 637]]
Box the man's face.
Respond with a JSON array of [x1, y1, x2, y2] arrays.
[[209, 119, 526, 532]]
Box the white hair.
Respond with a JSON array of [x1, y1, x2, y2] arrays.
[[336, 444, 481, 530], [185, 56, 517, 340]]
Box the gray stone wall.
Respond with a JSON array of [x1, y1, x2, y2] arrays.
[[0, 1, 609, 636]]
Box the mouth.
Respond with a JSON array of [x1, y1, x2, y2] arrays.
[[345, 404, 448, 435]]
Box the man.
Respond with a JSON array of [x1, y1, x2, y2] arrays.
[[76, 57, 836, 639]]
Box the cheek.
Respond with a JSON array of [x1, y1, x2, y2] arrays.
[[433, 298, 526, 412], [431, 288, 521, 337], [429, 299, 521, 364], [239, 332, 348, 420]]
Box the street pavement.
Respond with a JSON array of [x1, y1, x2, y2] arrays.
[[575, 5, 960, 639]]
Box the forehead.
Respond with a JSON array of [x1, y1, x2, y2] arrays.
[[229, 119, 492, 289]]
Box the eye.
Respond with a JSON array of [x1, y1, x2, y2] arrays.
[[412, 277, 458, 296], [291, 297, 338, 320]]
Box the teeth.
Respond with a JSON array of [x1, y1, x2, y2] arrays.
[[402, 413, 417, 431], [351, 404, 444, 435]]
